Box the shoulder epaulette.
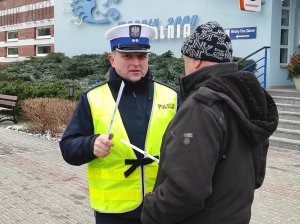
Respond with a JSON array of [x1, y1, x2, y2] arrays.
[[153, 79, 177, 92], [83, 80, 108, 94]]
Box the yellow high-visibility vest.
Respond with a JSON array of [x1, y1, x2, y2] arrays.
[[86, 82, 177, 213]]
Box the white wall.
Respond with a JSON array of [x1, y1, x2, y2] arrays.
[[54, 0, 298, 88]]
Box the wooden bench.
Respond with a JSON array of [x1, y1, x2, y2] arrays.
[[0, 94, 18, 123]]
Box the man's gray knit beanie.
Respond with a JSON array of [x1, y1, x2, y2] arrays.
[[181, 21, 233, 63]]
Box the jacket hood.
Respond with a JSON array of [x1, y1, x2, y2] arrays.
[[181, 63, 278, 144]]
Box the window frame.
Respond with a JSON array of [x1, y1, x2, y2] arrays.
[[36, 45, 51, 56], [6, 31, 18, 42], [280, 0, 291, 66], [6, 47, 19, 58], [36, 26, 51, 39]]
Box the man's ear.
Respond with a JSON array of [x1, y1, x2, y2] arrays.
[[194, 59, 202, 70], [108, 54, 115, 67]]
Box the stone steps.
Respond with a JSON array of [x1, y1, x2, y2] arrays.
[[272, 96, 300, 105], [269, 136, 300, 151], [272, 128, 300, 141], [268, 89, 300, 98], [278, 119, 300, 130], [278, 111, 300, 121], [268, 88, 300, 151], [276, 103, 300, 113]]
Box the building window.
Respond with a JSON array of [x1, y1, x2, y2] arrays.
[[36, 45, 51, 56], [36, 27, 51, 39], [7, 31, 18, 42], [280, 0, 291, 65], [7, 47, 18, 57]]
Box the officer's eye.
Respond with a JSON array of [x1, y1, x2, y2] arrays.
[[122, 54, 131, 59], [138, 54, 148, 60]]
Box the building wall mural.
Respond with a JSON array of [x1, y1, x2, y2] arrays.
[[69, 0, 121, 25]]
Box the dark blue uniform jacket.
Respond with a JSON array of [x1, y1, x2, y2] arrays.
[[60, 68, 180, 224]]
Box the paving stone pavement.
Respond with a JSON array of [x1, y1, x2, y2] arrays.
[[0, 126, 299, 224]]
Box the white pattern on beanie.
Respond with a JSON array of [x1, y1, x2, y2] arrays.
[[181, 21, 233, 63]]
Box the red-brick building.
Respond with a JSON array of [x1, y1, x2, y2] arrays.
[[0, 0, 54, 65]]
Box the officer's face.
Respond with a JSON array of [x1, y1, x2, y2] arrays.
[[108, 51, 149, 82]]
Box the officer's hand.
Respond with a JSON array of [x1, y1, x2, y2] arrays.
[[93, 134, 114, 158]]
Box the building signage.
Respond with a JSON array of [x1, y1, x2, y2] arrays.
[[240, 0, 262, 12], [119, 15, 198, 40], [67, 0, 198, 40], [227, 27, 257, 40]]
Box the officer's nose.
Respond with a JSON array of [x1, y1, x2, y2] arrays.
[[131, 55, 140, 65]]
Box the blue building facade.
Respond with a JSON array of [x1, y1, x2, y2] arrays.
[[54, 0, 300, 88]]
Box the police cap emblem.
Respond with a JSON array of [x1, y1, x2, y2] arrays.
[[129, 25, 141, 38]]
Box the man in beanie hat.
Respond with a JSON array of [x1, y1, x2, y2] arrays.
[[60, 23, 179, 224], [141, 21, 278, 224]]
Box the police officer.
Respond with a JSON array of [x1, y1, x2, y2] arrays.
[[59, 23, 179, 224]]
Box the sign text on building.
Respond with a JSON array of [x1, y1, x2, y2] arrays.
[[240, 0, 262, 12], [227, 27, 257, 40]]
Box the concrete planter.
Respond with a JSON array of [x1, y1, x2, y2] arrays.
[[294, 77, 300, 92]]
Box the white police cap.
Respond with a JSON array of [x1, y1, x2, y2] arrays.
[[105, 23, 156, 53]]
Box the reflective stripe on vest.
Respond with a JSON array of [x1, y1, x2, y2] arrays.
[[86, 82, 177, 213]]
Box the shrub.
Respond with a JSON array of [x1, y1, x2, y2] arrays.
[[233, 56, 256, 73], [0, 80, 83, 99], [149, 50, 184, 90], [0, 52, 257, 92], [21, 98, 76, 136], [0, 52, 111, 84]]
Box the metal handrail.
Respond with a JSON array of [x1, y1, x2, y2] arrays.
[[237, 46, 270, 89]]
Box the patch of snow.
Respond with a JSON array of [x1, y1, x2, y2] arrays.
[[5, 123, 62, 142]]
